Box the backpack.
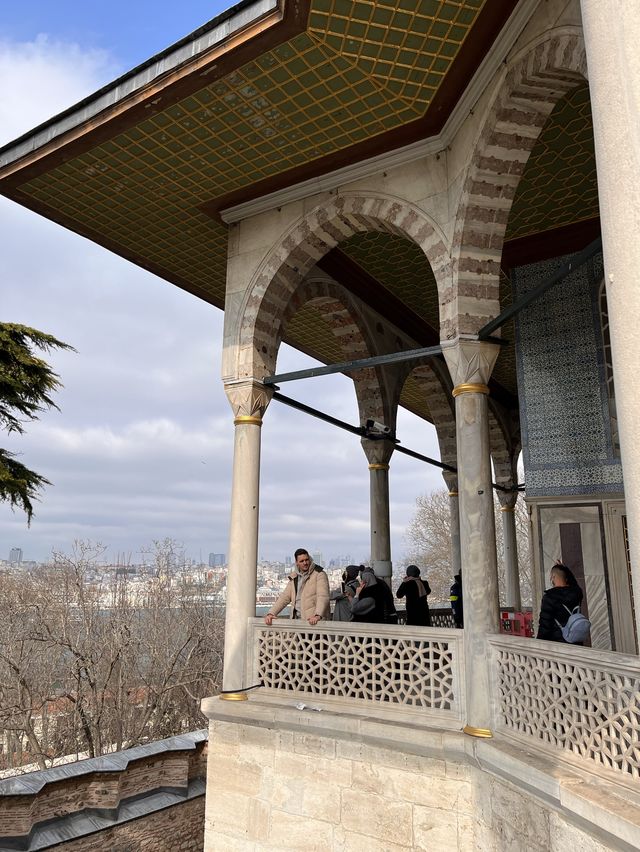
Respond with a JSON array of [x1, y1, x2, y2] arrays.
[[556, 604, 591, 644]]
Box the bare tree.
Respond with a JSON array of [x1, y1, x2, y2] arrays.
[[0, 539, 224, 771], [405, 489, 533, 607], [405, 490, 454, 603]]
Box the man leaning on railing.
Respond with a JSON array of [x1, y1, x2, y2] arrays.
[[264, 548, 330, 626]]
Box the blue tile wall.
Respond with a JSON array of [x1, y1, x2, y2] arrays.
[[513, 251, 622, 496]]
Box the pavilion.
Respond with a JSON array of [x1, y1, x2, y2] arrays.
[[1, 1, 639, 849]]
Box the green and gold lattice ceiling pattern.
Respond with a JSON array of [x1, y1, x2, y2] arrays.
[[18, 0, 487, 309], [286, 300, 438, 422], [339, 231, 440, 328], [506, 84, 598, 240]]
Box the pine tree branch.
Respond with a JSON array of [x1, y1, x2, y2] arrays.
[[0, 323, 74, 434], [0, 449, 50, 525]]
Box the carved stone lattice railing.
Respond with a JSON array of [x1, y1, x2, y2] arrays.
[[248, 618, 464, 724], [489, 635, 640, 781], [430, 608, 456, 628]]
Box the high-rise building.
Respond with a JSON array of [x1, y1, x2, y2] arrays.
[[9, 547, 23, 564], [208, 553, 225, 567]]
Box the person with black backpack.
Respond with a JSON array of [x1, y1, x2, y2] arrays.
[[537, 561, 589, 644]]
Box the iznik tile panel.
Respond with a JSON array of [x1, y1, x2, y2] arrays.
[[513, 252, 622, 497]]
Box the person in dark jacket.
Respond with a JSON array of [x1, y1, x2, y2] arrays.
[[396, 565, 431, 626], [449, 572, 463, 628], [351, 566, 386, 623], [537, 561, 584, 642]]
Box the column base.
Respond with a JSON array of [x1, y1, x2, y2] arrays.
[[219, 692, 249, 702], [463, 724, 492, 738]]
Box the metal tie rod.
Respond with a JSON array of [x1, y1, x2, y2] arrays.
[[478, 236, 603, 340], [264, 344, 442, 386], [272, 391, 453, 474], [272, 391, 523, 488]]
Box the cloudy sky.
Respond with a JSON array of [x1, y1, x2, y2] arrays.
[[0, 2, 444, 566]]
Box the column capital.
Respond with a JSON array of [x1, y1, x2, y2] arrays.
[[497, 487, 518, 510], [442, 471, 458, 494], [224, 379, 273, 420], [441, 338, 500, 388], [361, 437, 394, 466]]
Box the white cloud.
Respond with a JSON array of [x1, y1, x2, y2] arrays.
[[0, 35, 119, 145]]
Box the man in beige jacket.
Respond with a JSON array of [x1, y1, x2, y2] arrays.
[[264, 548, 330, 626]]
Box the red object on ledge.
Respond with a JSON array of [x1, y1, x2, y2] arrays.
[[500, 610, 534, 637]]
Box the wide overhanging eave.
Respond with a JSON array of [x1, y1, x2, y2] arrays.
[[0, 0, 281, 175]]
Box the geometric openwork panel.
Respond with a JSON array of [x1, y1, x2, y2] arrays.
[[491, 638, 640, 781], [252, 620, 462, 718]]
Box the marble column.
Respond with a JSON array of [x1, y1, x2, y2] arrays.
[[442, 471, 462, 579], [580, 0, 640, 643], [443, 339, 500, 737], [362, 438, 394, 584], [221, 379, 272, 697], [498, 492, 521, 611]]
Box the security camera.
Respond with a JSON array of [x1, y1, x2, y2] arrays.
[[365, 419, 391, 436]]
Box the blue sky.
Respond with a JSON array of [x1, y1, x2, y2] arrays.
[[0, 2, 444, 566], [0, 2, 234, 69]]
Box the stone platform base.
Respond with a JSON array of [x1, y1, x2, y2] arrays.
[[201, 696, 640, 851]]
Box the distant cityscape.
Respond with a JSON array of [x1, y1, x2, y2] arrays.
[[2, 547, 366, 610]]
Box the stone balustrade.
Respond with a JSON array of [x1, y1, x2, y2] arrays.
[[249, 619, 640, 785], [489, 635, 640, 782], [248, 617, 465, 726]]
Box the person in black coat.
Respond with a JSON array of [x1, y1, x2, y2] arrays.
[[537, 561, 584, 642], [351, 566, 398, 624], [396, 565, 431, 626], [351, 566, 386, 623]]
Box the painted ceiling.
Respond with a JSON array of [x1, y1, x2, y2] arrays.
[[0, 2, 598, 425]]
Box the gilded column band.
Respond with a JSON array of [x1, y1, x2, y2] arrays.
[[219, 691, 249, 702], [452, 382, 490, 398], [463, 724, 493, 738], [234, 415, 263, 426], [368, 463, 390, 471]]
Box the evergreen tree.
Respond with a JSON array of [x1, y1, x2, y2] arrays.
[[0, 322, 73, 523]]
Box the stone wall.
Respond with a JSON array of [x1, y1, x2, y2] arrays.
[[54, 796, 204, 852], [204, 718, 620, 852]]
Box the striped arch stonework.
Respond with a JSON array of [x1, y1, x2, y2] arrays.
[[489, 404, 522, 507], [407, 363, 457, 469], [282, 274, 388, 425], [233, 194, 449, 382], [444, 32, 588, 339]]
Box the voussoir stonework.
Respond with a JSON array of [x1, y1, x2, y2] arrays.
[[231, 194, 449, 382], [446, 31, 588, 339]]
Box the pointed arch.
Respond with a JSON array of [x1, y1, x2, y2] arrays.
[[280, 272, 390, 426], [445, 30, 588, 338], [228, 193, 449, 382]]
